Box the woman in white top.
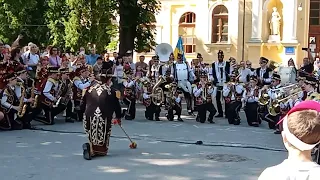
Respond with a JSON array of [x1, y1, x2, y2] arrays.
[[113, 57, 124, 101]]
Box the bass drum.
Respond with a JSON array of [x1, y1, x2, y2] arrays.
[[278, 66, 297, 85]]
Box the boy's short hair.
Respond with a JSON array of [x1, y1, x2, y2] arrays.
[[287, 110, 320, 144], [278, 101, 320, 150]]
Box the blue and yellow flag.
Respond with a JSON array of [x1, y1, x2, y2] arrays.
[[173, 36, 185, 61]]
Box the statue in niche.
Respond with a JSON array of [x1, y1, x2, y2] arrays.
[[269, 7, 281, 35]]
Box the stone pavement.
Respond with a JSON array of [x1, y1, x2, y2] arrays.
[[0, 104, 287, 180]]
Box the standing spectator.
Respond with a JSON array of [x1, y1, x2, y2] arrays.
[[300, 49, 314, 74], [22, 43, 40, 78], [48, 46, 61, 67], [93, 57, 103, 77], [0, 40, 5, 62], [135, 55, 148, 76], [258, 101, 320, 180], [113, 57, 124, 102], [86, 48, 99, 66]]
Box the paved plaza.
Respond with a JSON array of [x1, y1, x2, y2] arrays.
[[0, 105, 287, 180]]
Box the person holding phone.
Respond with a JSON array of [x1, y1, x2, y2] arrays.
[[300, 48, 314, 74]]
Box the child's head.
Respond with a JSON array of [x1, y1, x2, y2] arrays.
[[279, 101, 320, 153], [136, 65, 142, 72]]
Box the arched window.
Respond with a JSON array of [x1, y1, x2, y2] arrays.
[[310, 0, 320, 25], [178, 12, 196, 53], [211, 5, 228, 43]]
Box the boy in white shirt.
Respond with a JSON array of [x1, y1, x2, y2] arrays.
[[258, 100, 320, 180]]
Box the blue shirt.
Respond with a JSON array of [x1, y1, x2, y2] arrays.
[[86, 54, 100, 66]]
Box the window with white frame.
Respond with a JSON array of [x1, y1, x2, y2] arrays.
[[212, 5, 228, 43], [178, 12, 196, 53]]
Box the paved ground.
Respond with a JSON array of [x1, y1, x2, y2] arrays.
[[0, 104, 287, 180]]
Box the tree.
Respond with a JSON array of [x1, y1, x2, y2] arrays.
[[118, 0, 161, 55], [46, 0, 69, 48], [0, 0, 49, 46], [64, 0, 117, 52]]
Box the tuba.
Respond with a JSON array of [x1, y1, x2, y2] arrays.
[[269, 60, 281, 71], [30, 79, 38, 108], [151, 75, 166, 105], [156, 43, 173, 63], [17, 85, 28, 118]]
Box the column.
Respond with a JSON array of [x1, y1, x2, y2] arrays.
[[250, 0, 262, 42], [282, 0, 298, 43]]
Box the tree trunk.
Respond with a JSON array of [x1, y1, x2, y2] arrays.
[[118, 0, 138, 56]]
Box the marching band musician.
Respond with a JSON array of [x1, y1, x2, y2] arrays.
[[73, 65, 94, 122], [210, 50, 230, 118], [242, 76, 260, 127], [265, 73, 283, 134], [166, 82, 183, 122], [81, 66, 122, 160], [38, 66, 62, 125], [0, 69, 23, 130], [223, 71, 244, 125], [15, 66, 34, 129], [149, 56, 161, 80], [123, 69, 136, 120], [237, 60, 253, 83], [55, 68, 75, 123], [171, 53, 195, 115], [142, 80, 161, 121], [304, 75, 320, 101], [193, 71, 217, 123], [255, 57, 273, 86]]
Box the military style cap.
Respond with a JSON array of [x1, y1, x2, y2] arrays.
[[260, 57, 269, 64], [59, 68, 70, 74], [199, 70, 207, 77], [197, 53, 202, 58], [217, 50, 224, 56], [272, 73, 281, 81], [305, 75, 317, 85], [47, 66, 60, 73]]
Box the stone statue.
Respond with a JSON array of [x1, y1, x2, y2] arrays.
[[269, 7, 281, 35]]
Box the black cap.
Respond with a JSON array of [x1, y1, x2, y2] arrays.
[[260, 57, 269, 63], [272, 73, 281, 81], [305, 76, 317, 85]]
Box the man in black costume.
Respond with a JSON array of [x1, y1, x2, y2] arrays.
[[81, 64, 122, 160]]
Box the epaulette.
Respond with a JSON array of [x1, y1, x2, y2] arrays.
[[115, 90, 121, 99], [16, 82, 23, 87], [47, 77, 56, 84]]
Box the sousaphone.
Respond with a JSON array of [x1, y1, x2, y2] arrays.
[[155, 43, 173, 63]]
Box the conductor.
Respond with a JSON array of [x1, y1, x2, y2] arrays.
[[81, 64, 122, 160]]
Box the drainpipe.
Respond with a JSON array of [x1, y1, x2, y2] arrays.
[[242, 0, 246, 61]]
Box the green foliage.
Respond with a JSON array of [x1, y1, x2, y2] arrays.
[[0, 0, 49, 46], [0, 0, 160, 53]]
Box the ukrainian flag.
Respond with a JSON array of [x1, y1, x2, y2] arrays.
[[173, 36, 185, 61]]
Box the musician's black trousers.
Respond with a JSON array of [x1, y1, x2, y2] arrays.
[[145, 103, 161, 120], [315, 145, 320, 164], [0, 109, 23, 130], [182, 91, 192, 111], [197, 103, 217, 123], [226, 101, 242, 125], [265, 114, 280, 129], [215, 89, 224, 115], [58, 101, 74, 119], [167, 104, 182, 120], [74, 100, 84, 122], [39, 103, 65, 125], [123, 97, 136, 120], [244, 102, 259, 126]]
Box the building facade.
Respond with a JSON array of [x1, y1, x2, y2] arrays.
[[136, 0, 310, 67]]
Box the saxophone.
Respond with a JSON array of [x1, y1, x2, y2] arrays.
[[17, 85, 28, 118], [30, 79, 38, 108], [61, 80, 73, 105], [151, 75, 165, 105]]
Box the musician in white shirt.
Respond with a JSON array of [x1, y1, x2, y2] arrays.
[[238, 60, 253, 83], [171, 53, 195, 115], [223, 72, 244, 125], [209, 50, 231, 117]]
